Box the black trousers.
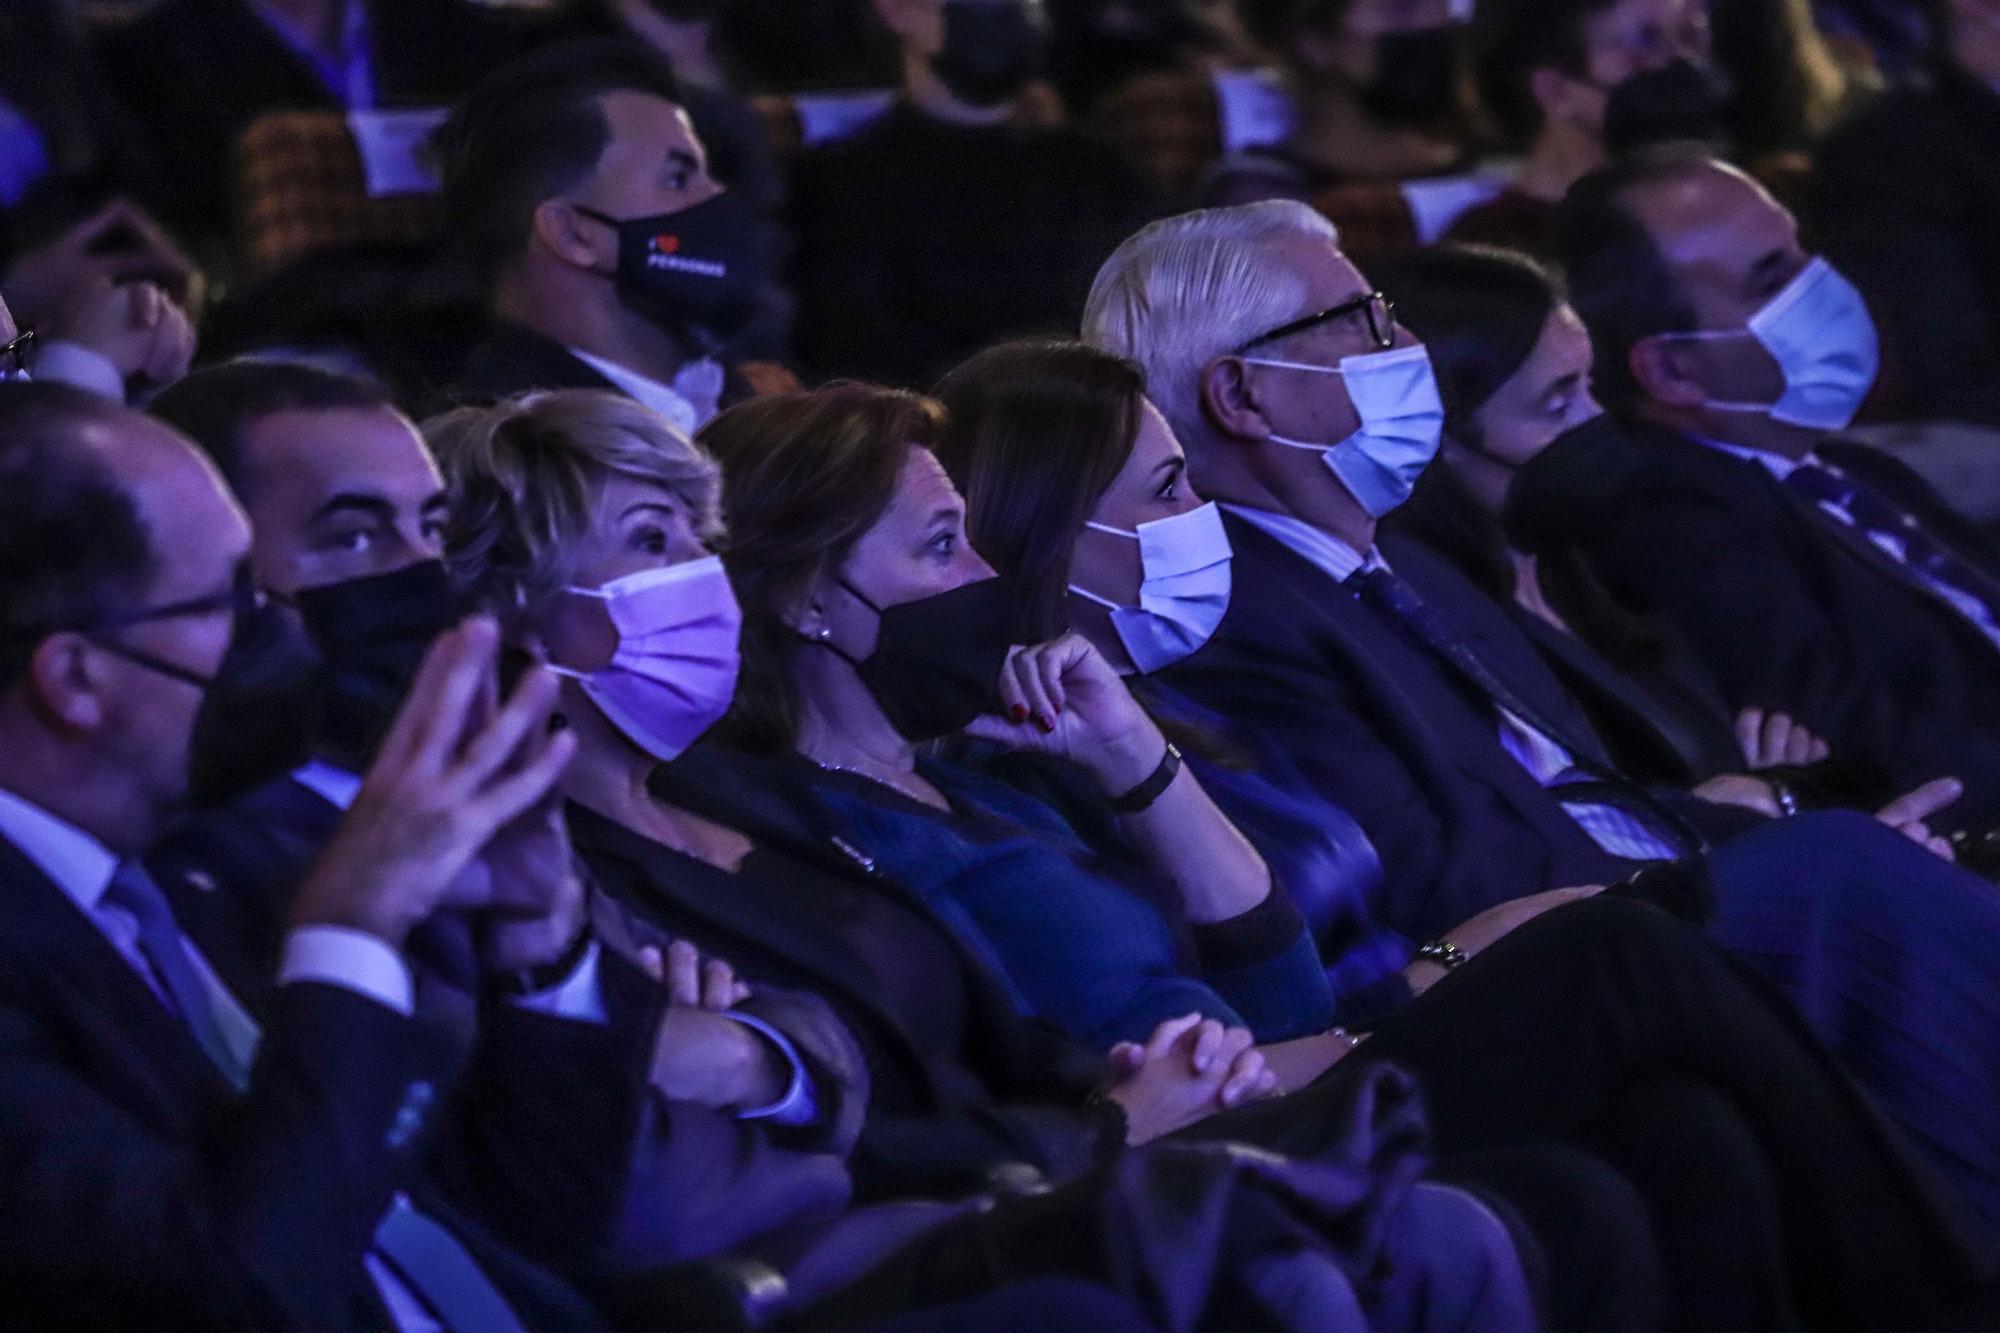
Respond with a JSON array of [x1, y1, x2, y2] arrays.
[[1204, 895, 1995, 1332]]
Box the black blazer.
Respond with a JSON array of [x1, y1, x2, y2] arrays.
[[145, 771, 869, 1282], [1155, 513, 1634, 948], [91, 0, 533, 249], [0, 832, 602, 1331], [442, 321, 763, 421], [576, 744, 1121, 1203], [1572, 421, 2000, 834]]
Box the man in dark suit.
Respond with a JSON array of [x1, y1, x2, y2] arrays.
[[1808, 0, 2000, 426], [1557, 146, 2000, 834], [0, 380, 624, 1328], [1083, 198, 2000, 1229], [92, 0, 538, 254], [436, 40, 788, 427]]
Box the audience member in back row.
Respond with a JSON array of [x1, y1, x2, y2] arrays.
[[1204, 0, 1474, 208], [1084, 197, 2000, 1231], [1450, 0, 1724, 259], [1809, 0, 2000, 426], [785, 0, 1164, 389], [434, 39, 783, 432], [918, 335, 2000, 1330], [1555, 147, 2000, 832]]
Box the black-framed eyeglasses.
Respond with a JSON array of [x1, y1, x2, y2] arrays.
[[1, 328, 35, 381], [1237, 291, 1397, 354], [0, 567, 262, 645]]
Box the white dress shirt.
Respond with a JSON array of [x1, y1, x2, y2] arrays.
[[1222, 505, 1677, 861], [1690, 436, 2000, 654], [567, 349, 724, 438]]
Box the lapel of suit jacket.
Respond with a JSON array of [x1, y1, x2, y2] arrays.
[[0, 835, 238, 1124], [1509, 608, 1715, 784]]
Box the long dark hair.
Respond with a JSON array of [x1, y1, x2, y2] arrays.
[[1379, 245, 1667, 673], [936, 339, 1147, 645], [698, 383, 949, 755]]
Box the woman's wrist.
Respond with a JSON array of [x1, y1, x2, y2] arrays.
[[1087, 723, 1171, 797]]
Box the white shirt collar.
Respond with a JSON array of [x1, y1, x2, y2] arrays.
[[291, 760, 363, 812], [1685, 435, 1817, 481], [1219, 503, 1387, 584], [566, 348, 722, 437], [0, 785, 120, 912]]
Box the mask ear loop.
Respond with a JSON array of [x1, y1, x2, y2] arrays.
[[1646, 327, 1783, 417], [797, 576, 878, 668]]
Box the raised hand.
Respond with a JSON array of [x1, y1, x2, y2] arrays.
[[964, 633, 1168, 796], [290, 618, 576, 951], [1, 200, 198, 329]]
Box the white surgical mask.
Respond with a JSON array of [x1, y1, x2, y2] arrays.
[[1068, 500, 1234, 674], [548, 555, 743, 761], [1244, 344, 1445, 517], [1665, 257, 1879, 433]]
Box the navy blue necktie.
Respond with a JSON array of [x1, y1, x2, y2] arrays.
[[105, 861, 249, 1089], [1786, 462, 2000, 632], [1345, 565, 1702, 857]]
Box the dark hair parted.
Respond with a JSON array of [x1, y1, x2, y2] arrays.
[[433, 37, 683, 284], [699, 383, 948, 755], [1556, 143, 1712, 412], [935, 340, 1148, 645], [0, 384, 157, 692], [147, 359, 393, 498], [1375, 245, 1561, 447]]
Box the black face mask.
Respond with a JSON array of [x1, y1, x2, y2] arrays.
[[933, 1, 1044, 108], [1602, 58, 1730, 154], [574, 191, 770, 356], [295, 560, 466, 768], [1501, 413, 1642, 556], [822, 574, 1018, 743], [1362, 26, 1460, 124], [185, 602, 324, 808]]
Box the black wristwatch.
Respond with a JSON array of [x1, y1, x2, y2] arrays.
[[488, 923, 595, 997], [1108, 741, 1183, 815]]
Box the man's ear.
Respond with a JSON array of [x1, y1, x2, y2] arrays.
[[1200, 355, 1276, 445], [1629, 335, 1709, 410], [530, 198, 607, 272], [25, 634, 106, 734]]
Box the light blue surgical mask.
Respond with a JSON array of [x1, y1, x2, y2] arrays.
[[1662, 256, 1879, 433], [1242, 343, 1446, 517], [1068, 500, 1233, 674]]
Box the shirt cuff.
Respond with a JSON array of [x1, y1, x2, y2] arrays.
[[279, 926, 414, 1016], [507, 940, 610, 1023], [718, 1010, 819, 1126], [31, 340, 125, 401]]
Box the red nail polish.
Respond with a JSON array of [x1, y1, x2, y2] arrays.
[[1038, 717, 1055, 734], [1010, 704, 1028, 723]]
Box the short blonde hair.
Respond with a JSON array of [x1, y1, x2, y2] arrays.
[[425, 388, 725, 623], [1082, 201, 1339, 447]]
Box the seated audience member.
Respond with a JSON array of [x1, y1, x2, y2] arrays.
[[90, 0, 538, 255], [1809, 0, 2000, 425], [1205, 0, 1473, 207], [785, 0, 1163, 388], [1556, 148, 2000, 832], [0, 380, 636, 1328], [917, 335, 1999, 1329], [1083, 198, 2000, 1232], [426, 387, 1566, 1332], [1379, 245, 1887, 801], [1450, 0, 1721, 259], [435, 39, 783, 432], [703, 382, 1340, 1048]]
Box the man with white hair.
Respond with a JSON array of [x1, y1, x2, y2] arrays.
[[1082, 200, 2000, 1234]]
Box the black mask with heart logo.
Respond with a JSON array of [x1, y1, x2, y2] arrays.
[[574, 191, 770, 355]]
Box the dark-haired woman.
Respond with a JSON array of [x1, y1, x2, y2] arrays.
[[712, 360, 1992, 1328]]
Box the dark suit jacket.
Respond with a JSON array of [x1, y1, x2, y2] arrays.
[[1155, 513, 1635, 949], [443, 321, 763, 421], [0, 832, 600, 1331], [1571, 421, 2000, 834], [144, 772, 868, 1284], [583, 744, 1123, 1204], [1810, 65, 2000, 425], [91, 0, 530, 249]]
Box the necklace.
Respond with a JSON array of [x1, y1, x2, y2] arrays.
[[804, 753, 945, 809]]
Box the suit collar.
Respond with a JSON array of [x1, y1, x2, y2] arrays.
[[0, 786, 119, 915]]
